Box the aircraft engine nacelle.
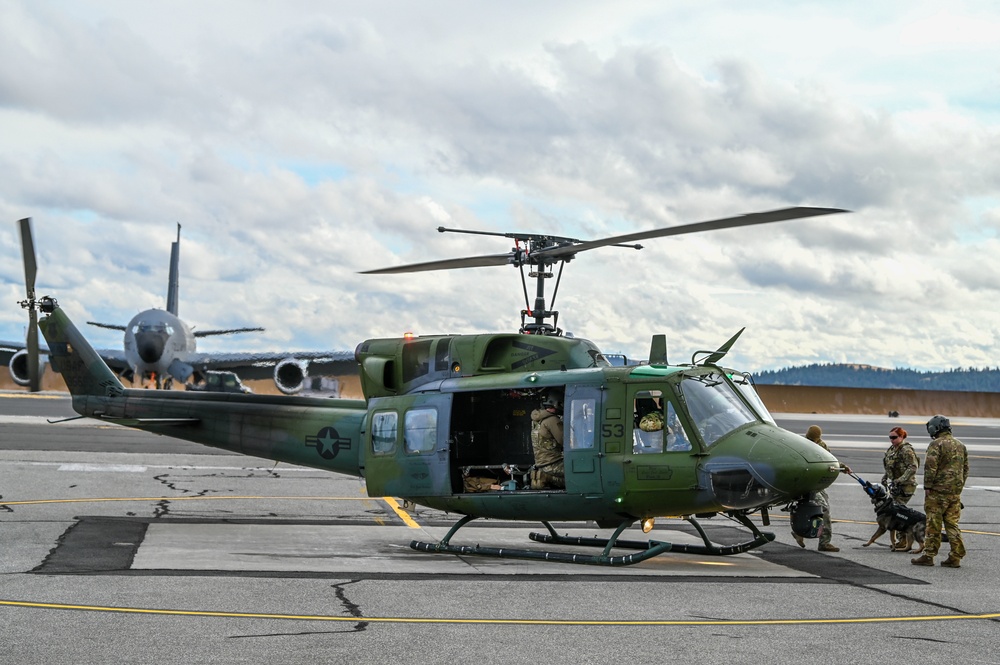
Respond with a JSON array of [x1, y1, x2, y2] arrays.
[[9, 349, 45, 387], [274, 357, 308, 395]]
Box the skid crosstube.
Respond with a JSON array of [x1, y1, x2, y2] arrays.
[[408, 514, 776, 566]]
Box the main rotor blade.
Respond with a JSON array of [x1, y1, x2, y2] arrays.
[[361, 252, 514, 275], [18, 217, 36, 297], [535, 206, 848, 260]]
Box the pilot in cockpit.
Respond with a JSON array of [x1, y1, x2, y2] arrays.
[[633, 397, 664, 453]]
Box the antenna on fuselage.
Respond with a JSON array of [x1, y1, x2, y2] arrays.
[[647, 334, 668, 365]]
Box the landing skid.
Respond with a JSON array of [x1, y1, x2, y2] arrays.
[[409, 513, 775, 566]]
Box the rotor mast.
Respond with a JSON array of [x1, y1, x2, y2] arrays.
[[437, 228, 641, 335]]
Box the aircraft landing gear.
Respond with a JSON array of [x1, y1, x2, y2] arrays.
[[408, 513, 775, 566]]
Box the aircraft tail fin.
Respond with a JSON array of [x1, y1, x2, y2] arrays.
[[166, 224, 181, 316], [38, 299, 125, 399]]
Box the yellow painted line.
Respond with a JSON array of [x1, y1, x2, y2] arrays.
[[356, 485, 386, 526], [383, 496, 420, 528], [0, 496, 362, 506], [0, 392, 64, 400], [0, 599, 998, 626], [0, 494, 424, 529]]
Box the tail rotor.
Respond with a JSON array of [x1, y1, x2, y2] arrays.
[[17, 217, 40, 392]]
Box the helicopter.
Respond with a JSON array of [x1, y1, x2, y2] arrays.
[[26, 206, 846, 566]]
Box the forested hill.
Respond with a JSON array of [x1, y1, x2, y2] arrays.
[[753, 364, 1000, 393]]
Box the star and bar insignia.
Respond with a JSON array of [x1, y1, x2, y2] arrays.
[[305, 426, 352, 459]]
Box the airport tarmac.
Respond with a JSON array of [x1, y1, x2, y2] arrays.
[[1, 392, 999, 663]]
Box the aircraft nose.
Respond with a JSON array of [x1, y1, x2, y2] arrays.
[[703, 429, 840, 510], [135, 330, 168, 363], [745, 432, 840, 499]]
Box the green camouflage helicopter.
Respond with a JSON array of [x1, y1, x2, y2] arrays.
[[26, 206, 845, 566]]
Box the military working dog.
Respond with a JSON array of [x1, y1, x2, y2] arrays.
[[860, 482, 926, 552]]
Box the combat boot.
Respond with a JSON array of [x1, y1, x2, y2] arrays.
[[792, 533, 805, 548], [911, 554, 934, 566], [818, 543, 839, 552], [940, 556, 962, 568]]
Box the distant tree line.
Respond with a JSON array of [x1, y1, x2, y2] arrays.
[[753, 364, 1000, 393]]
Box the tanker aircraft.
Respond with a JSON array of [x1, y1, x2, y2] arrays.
[[5, 219, 353, 393]]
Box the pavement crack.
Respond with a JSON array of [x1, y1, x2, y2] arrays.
[[227, 580, 369, 639], [894, 635, 954, 643], [332, 579, 369, 632], [229, 630, 364, 639]]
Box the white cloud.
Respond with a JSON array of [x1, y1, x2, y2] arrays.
[[1, 1, 999, 373]]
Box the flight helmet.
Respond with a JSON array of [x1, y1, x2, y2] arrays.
[[926, 414, 951, 438], [542, 389, 563, 413]]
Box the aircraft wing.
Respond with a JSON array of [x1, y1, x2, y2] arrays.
[[178, 350, 358, 381], [3, 339, 130, 379], [1, 339, 37, 366], [97, 348, 131, 374]]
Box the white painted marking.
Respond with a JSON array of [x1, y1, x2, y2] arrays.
[[58, 463, 147, 473]]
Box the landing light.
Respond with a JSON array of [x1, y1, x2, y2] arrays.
[[641, 517, 655, 533], [525, 373, 540, 383]]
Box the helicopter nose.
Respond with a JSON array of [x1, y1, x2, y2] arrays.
[[135, 330, 168, 364], [744, 432, 840, 498], [703, 429, 840, 510]]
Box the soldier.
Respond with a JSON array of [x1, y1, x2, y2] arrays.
[[883, 426, 919, 504], [792, 425, 848, 552], [912, 415, 969, 568], [530, 389, 565, 489], [882, 426, 919, 550]]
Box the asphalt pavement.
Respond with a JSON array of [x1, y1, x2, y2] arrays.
[[1, 392, 998, 664]]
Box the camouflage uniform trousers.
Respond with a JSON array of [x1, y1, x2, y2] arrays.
[[814, 489, 833, 546], [531, 438, 565, 489], [890, 490, 913, 545], [923, 491, 965, 560]]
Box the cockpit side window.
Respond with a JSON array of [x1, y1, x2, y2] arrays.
[[633, 390, 665, 454], [680, 373, 758, 447], [633, 389, 693, 454]]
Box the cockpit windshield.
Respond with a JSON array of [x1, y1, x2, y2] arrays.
[[729, 371, 775, 424], [679, 372, 759, 446]]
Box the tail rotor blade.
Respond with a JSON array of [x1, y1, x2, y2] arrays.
[[17, 217, 40, 392], [18, 217, 36, 298]]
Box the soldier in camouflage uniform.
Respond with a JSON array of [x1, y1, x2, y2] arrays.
[[882, 426, 919, 504], [792, 425, 849, 552], [882, 425, 920, 550], [639, 408, 665, 433], [912, 415, 969, 568], [530, 390, 565, 489]]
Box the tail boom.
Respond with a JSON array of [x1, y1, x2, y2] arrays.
[[38, 302, 367, 477]]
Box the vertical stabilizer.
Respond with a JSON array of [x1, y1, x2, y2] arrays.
[[39, 302, 124, 400], [166, 223, 181, 316]]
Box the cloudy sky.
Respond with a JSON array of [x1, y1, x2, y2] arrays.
[[2, 1, 999, 373]]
